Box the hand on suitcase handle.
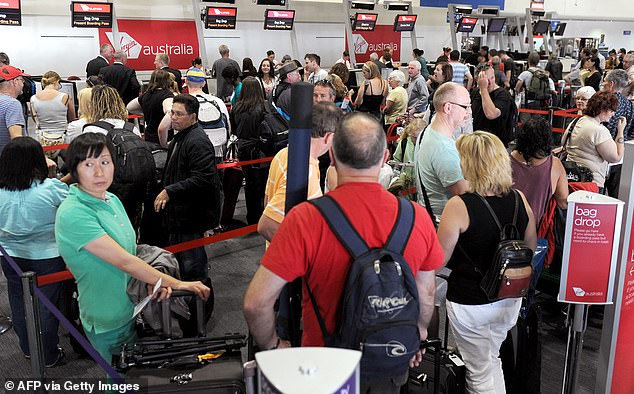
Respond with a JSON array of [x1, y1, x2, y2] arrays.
[[173, 281, 211, 300]]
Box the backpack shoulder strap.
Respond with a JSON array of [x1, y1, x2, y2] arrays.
[[309, 195, 370, 259], [384, 198, 415, 255], [83, 120, 115, 132], [122, 121, 136, 133], [474, 193, 503, 232]]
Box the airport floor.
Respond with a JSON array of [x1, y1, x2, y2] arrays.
[[0, 191, 601, 393]]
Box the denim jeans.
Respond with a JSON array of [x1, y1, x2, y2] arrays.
[[1, 256, 65, 364]]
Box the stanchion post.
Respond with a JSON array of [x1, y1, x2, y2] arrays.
[[21, 271, 45, 379], [562, 304, 589, 394]]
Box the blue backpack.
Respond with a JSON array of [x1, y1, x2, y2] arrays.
[[306, 196, 420, 381]]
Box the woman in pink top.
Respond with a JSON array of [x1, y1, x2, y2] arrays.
[[510, 117, 569, 225]]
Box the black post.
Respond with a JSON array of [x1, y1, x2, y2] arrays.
[[22, 271, 45, 379], [284, 82, 314, 347]]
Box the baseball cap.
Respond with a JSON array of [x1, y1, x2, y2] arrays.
[[0, 65, 28, 82], [186, 67, 206, 83], [278, 62, 299, 80]]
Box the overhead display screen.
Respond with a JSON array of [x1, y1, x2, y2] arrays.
[[353, 13, 378, 32], [554, 22, 567, 36], [205, 7, 237, 29], [533, 19, 551, 35], [394, 14, 417, 32], [263, 9, 295, 30], [487, 18, 506, 33], [0, 0, 21, 26], [457, 17, 478, 33], [71, 2, 113, 28]]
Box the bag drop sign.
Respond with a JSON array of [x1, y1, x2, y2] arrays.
[[559, 191, 624, 304]]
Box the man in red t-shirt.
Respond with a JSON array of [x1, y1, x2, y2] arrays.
[[244, 113, 443, 391]]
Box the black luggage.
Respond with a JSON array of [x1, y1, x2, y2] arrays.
[[404, 339, 466, 394], [119, 289, 246, 393], [403, 275, 466, 394], [124, 345, 246, 393]]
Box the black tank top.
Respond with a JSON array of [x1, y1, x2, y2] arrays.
[[446, 191, 530, 305], [358, 79, 385, 118], [139, 88, 174, 144]]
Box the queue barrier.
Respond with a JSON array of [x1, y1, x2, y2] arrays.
[[517, 107, 581, 134]]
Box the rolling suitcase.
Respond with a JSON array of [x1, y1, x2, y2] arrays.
[[119, 290, 247, 393], [403, 275, 466, 394]]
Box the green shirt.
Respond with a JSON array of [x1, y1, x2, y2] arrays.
[[55, 185, 136, 334]]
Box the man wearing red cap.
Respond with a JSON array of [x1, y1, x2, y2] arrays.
[[0, 65, 26, 152]]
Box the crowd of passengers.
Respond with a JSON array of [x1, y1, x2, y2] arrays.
[[0, 42, 633, 393]]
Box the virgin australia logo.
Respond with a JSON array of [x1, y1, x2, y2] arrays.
[[105, 32, 141, 59], [353, 34, 368, 54]]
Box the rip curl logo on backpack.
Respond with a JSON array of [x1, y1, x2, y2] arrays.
[[367, 294, 412, 315], [364, 340, 409, 357]]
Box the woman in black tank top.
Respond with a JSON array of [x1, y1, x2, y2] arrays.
[[437, 131, 537, 394], [354, 61, 388, 120], [127, 69, 175, 150]]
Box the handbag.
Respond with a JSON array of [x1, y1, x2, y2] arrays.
[[460, 190, 534, 301], [558, 116, 594, 183], [38, 131, 66, 160]]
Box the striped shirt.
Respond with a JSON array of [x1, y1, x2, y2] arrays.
[[450, 62, 471, 86], [0, 93, 25, 153]]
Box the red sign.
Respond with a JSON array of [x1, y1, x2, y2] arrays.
[[73, 2, 111, 13], [98, 20, 199, 71], [1, 0, 20, 9], [559, 194, 624, 304], [462, 17, 477, 24], [208, 7, 236, 17], [530, 1, 545, 10], [398, 15, 417, 22], [611, 209, 634, 393], [345, 25, 401, 64], [357, 13, 377, 22]]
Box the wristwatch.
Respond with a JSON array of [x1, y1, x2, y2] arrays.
[[617, 137, 624, 144]]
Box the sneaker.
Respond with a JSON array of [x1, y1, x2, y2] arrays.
[[45, 347, 65, 368]]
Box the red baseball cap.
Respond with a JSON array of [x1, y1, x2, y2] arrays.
[[0, 65, 29, 82]]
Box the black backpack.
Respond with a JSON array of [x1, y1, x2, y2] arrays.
[[258, 101, 289, 156], [17, 75, 36, 105], [525, 69, 550, 102], [83, 121, 156, 201], [306, 196, 421, 381], [505, 96, 519, 144]]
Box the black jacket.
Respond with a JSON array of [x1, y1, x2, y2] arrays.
[[99, 63, 141, 105], [86, 56, 109, 77], [163, 122, 220, 232], [162, 66, 183, 93]]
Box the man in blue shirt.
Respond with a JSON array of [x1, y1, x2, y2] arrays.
[[0, 65, 26, 153]]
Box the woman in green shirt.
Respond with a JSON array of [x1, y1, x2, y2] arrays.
[[55, 132, 210, 363]]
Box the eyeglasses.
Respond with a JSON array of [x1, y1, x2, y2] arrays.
[[315, 79, 335, 89], [170, 110, 190, 117], [575, 97, 588, 102], [448, 102, 471, 110], [476, 64, 491, 73]]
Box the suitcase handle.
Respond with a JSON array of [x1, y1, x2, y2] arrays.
[[420, 339, 441, 394], [161, 289, 207, 338]]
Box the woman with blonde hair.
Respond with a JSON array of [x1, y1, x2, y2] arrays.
[[354, 61, 388, 120], [30, 71, 76, 153], [437, 131, 536, 394], [66, 87, 94, 143]]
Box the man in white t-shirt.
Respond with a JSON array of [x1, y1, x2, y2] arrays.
[[305, 53, 328, 84], [336, 51, 352, 69]]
